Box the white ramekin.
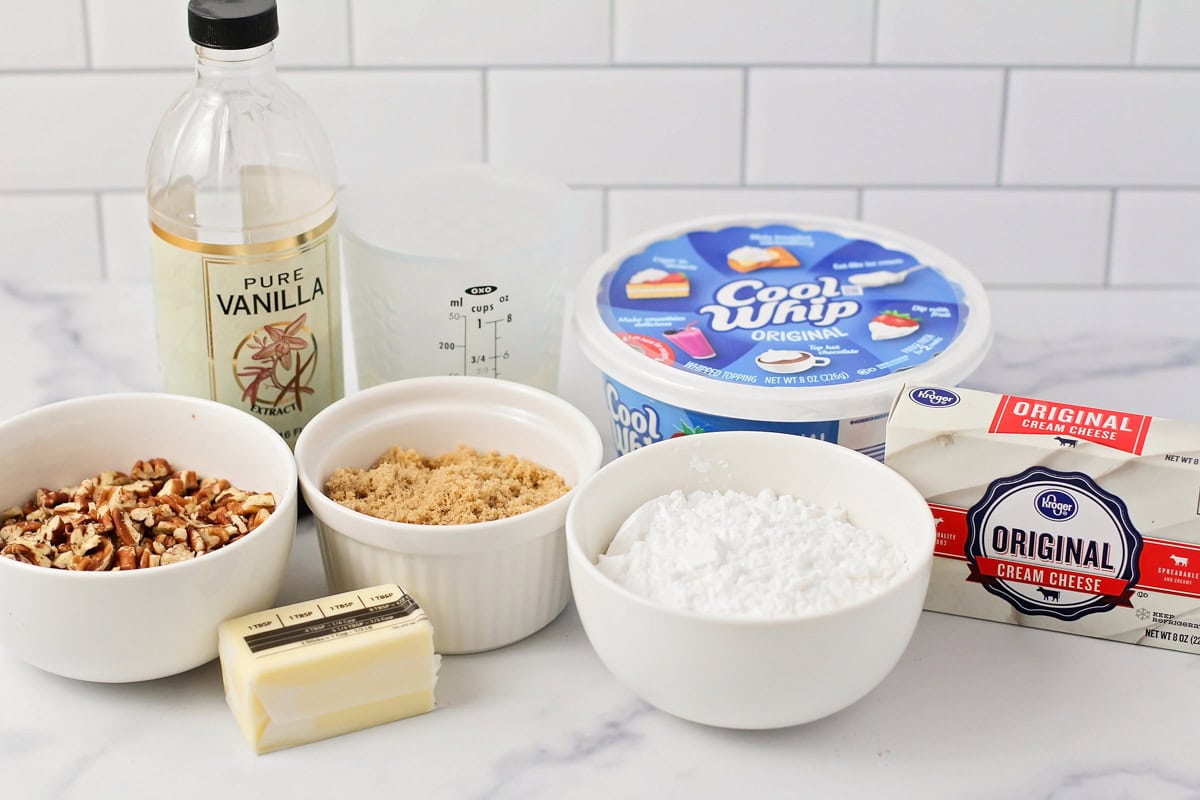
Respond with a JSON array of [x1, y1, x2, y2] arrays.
[[0, 393, 298, 683], [567, 430, 936, 729], [295, 377, 603, 653]]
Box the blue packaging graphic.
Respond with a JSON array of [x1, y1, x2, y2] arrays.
[[598, 223, 970, 389]]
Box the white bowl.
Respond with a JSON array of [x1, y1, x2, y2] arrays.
[[0, 393, 298, 682], [566, 431, 934, 729], [294, 377, 603, 654]]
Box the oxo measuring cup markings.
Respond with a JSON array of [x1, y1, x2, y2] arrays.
[[443, 285, 515, 379]]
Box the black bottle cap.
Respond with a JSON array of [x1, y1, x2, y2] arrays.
[[188, 0, 278, 50]]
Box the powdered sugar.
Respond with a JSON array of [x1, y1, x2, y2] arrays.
[[598, 489, 907, 618]]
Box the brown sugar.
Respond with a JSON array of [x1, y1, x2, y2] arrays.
[[324, 444, 570, 525]]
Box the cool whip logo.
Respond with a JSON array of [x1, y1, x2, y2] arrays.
[[965, 467, 1141, 622], [606, 382, 663, 454], [1035, 489, 1078, 522], [909, 387, 960, 408], [698, 277, 860, 332]]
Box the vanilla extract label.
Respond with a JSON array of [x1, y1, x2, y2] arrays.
[[215, 276, 325, 316], [150, 214, 343, 448]]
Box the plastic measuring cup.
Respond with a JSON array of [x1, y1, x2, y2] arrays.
[[340, 164, 578, 392]]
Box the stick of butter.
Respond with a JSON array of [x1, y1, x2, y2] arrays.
[[218, 584, 439, 754]]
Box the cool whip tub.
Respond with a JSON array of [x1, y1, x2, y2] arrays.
[[574, 215, 992, 459]]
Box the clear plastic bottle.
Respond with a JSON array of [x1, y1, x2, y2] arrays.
[[147, 0, 342, 449]]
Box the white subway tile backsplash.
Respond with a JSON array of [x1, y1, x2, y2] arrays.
[[1110, 191, 1200, 285], [607, 188, 858, 244], [85, 0, 190, 69], [1, 0, 1199, 302], [1136, 0, 1200, 66], [0, 194, 102, 281], [351, 0, 609, 66], [86, 0, 348, 69], [746, 68, 1003, 185], [0, 2, 87, 69], [861, 189, 1111, 286], [0, 73, 184, 191], [289, 71, 483, 189], [100, 191, 151, 282], [488, 69, 742, 185], [1003, 71, 1200, 186], [877, 0, 1136, 65], [613, 0, 872, 64], [276, 0, 351, 68], [568, 189, 606, 280]]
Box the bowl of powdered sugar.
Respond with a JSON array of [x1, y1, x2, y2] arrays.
[[565, 430, 935, 729]]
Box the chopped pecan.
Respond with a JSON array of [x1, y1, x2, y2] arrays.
[[117, 545, 138, 571], [110, 509, 140, 548], [1, 459, 274, 572], [72, 538, 114, 571], [35, 489, 69, 509], [131, 459, 172, 481], [3, 541, 54, 567], [160, 543, 195, 565]]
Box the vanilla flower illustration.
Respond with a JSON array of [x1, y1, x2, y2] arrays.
[[251, 313, 309, 370]]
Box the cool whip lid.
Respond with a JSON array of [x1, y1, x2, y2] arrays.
[[574, 214, 992, 422]]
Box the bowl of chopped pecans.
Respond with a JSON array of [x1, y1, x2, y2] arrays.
[[0, 393, 298, 682]]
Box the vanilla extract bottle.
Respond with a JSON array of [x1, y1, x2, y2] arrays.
[[147, 0, 342, 448]]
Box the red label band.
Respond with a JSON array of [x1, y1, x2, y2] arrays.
[[929, 504, 1200, 600], [973, 556, 1131, 598], [965, 561, 1135, 608], [1138, 538, 1200, 597], [929, 503, 969, 559], [987, 394, 1151, 455]]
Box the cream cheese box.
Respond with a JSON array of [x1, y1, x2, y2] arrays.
[[886, 385, 1200, 654]]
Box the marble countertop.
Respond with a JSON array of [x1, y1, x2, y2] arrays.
[[3, 281, 1200, 799]]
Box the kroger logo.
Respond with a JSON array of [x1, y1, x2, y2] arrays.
[[1035, 489, 1078, 522], [909, 387, 960, 408]]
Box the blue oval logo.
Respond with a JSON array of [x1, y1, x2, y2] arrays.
[[1035, 489, 1078, 521], [908, 387, 960, 408]]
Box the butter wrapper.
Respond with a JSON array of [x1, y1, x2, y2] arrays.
[[218, 584, 438, 754], [886, 385, 1200, 654]]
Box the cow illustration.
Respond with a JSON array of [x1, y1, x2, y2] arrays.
[[1170, 554, 1190, 567], [1053, 437, 1078, 448], [1036, 587, 1061, 602]]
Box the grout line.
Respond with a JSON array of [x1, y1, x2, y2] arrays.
[[985, 282, 1200, 292], [7, 184, 1200, 196], [1103, 188, 1119, 286], [561, 182, 1200, 192], [870, 0, 881, 65], [79, 0, 93, 69], [995, 69, 1010, 185], [601, 187, 610, 250], [7, 62, 1200, 76], [54, 281, 1200, 293], [93, 192, 108, 280], [2, 188, 143, 196], [608, 0, 616, 63], [739, 68, 750, 186], [1130, 0, 1143, 65], [346, 0, 356, 66], [481, 69, 490, 162]]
